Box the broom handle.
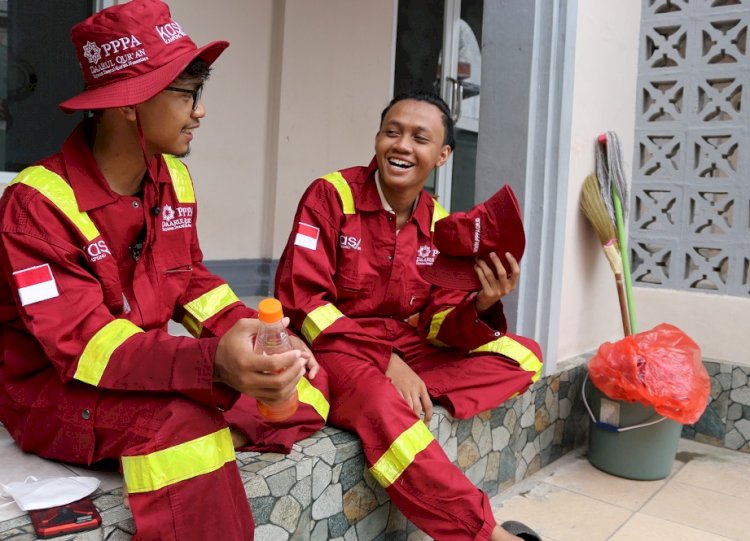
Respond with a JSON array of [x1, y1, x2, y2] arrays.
[[611, 184, 636, 333], [614, 273, 631, 336]]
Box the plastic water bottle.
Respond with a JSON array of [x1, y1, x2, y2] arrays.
[[253, 297, 299, 421]]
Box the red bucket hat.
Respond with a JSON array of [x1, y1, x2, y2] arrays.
[[422, 184, 526, 291], [59, 0, 228, 113]]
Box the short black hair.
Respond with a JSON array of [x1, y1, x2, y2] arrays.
[[379, 91, 456, 150], [177, 57, 212, 82]]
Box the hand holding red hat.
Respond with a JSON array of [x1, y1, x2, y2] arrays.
[[422, 184, 526, 292]]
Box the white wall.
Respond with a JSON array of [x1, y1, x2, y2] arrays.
[[172, 0, 396, 260], [170, 0, 275, 261], [558, 1, 642, 359], [558, 0, 748, 367], [271, 0, 396, 256]]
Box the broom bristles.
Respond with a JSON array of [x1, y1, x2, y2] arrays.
[[580, 173, 616, 245]]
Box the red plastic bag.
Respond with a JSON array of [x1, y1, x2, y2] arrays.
[[588, 323, 710, 424]]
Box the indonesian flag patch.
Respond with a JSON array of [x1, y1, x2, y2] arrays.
[[13, 263, 60, 306], [294, 222, 320, 250]]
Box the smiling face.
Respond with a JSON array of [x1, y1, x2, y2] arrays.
[[135, 75, 205, 158], [375, 99, 452, 200]]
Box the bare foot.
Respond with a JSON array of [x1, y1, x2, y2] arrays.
[[230, 427, 248, 449], [122, 481, 130, 510], [490, 525, 522, 541]]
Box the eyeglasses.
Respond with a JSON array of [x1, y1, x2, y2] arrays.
[[163, 85, 203, 111]]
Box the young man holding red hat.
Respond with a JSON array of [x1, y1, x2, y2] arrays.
[[0, 1, 327, 539], [275, 91, 544, 540]]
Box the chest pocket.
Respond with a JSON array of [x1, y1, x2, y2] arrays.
[[333, 213, 377, 299], [10, 166, 124, 315], [156, 156, 197, 304]]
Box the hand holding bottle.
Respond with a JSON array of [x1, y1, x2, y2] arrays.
[[214, 316, 310, 407]]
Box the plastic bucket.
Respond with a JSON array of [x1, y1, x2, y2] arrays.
[[582, 375, 682, 480]]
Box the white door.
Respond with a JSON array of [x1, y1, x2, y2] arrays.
[[393, 0, 484, 212]]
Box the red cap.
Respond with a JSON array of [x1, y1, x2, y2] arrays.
[[59, 0, 228, 113], [422, 184, 526, 291]]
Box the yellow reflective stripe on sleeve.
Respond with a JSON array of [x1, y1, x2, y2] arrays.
[[181, 313, 202, 338], [10, 166, 100, 242], [322, 171, 355, 215], [369, 420, 434, 487], [301, 303, 344, 344], [164, 154, 196, 204], [470, 336, 543, 382], [122, 427, 235, 494], [297, 376, 329, 421], [426, 307, 453, 347], [182, 284, 240, 335], [75, 319, 144, 385], [430, 198, 449, 232]]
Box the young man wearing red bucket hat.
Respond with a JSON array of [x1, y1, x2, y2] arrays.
[[275, 91, 544, 540], [0, 1, 327, 539]]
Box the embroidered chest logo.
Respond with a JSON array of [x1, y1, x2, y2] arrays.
[[86, 239, 111, 262], [161, 204, 193, 232], [416, 244, 438, 266], [339, 235, 361, 251]]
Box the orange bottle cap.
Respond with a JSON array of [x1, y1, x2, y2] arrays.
[[257, 297, 284, 323]]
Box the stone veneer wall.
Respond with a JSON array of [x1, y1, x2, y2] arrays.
[[2, 359, 743, 540], [682, 359, 750, 453], [0, 365, 591, 540]]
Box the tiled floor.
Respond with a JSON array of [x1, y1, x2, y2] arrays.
[[491, 438, 750, 541]]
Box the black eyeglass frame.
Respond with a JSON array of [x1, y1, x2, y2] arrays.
[[163, 85, 204, 111]]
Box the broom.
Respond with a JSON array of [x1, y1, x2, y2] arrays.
[[597, 132, 636, 333], [580, 173, 631, 336]]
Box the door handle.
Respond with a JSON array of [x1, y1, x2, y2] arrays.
[[446, 76, 463, 123]]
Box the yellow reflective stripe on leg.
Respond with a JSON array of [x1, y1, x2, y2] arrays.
[[11, 166, 100, 242], [297, 377, 329, 421], [301, 303, 344, 344], [164, 155, 196, 203], [321, 171, 355, 214], [75, 319, 144, 385], [369, 420, 434, 487], [426, 308, 452, 347], [470, 336, 543, 382], [122, 427, 235, 494], [182, 284, 240, 335], [430, 198, 449, 232]]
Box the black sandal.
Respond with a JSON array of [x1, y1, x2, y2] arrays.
[[501, 520, 543, 541]]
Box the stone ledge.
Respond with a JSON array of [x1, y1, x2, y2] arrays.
[[0, 364, 590, 540]]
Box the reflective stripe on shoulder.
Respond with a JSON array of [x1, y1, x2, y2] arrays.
[[430, 198, 449, 232], [164, 155, 196, 204], [122, 427, 235, 494], [297, 376, 329, 421], [75, 319, 144, 385], [182, 284, 240, 337], [10, 166, 100, 242], [369, 420, 434, 487], [321, 171, 355, 215], [470, 336, 543, 382], [426, 307, 452, 347], [301, 303, 344, 344]]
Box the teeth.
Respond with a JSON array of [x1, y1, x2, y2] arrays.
[[389, 158, 413, 168]]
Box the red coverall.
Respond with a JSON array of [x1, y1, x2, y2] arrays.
[[0, 124, 328, 540], [275, 158, 543, 540]]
